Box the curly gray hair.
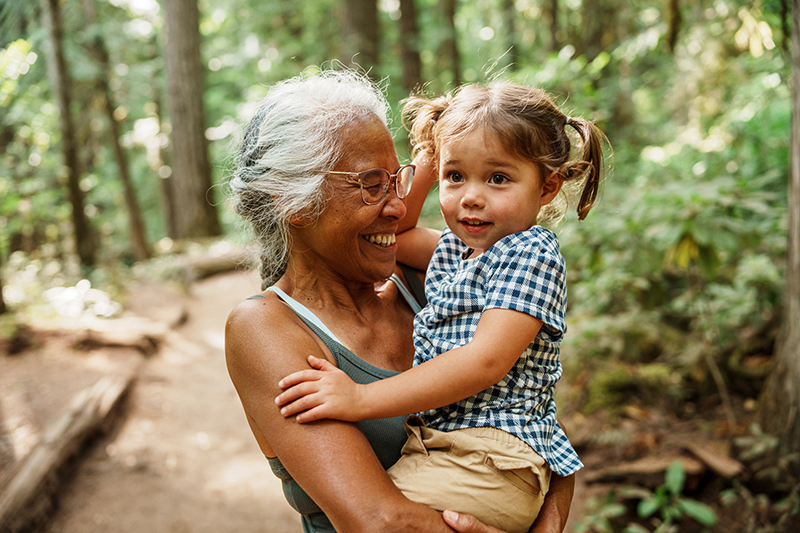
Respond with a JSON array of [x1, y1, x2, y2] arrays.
[[230, 69, 391, 288]]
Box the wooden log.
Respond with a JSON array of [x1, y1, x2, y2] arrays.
[[0, 375, 134, 533], [582, 454, 705, 489], [683, 441, 744, 478]]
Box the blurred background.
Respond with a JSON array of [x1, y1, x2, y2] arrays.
[[0, 0, 797, 531]]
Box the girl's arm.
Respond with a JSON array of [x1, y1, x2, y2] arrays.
[[396, 151, 442, 271], [226, 299, 457, 533], [276, 308, 542, 422]]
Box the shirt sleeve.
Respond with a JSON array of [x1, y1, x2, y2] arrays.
[[482, 232, 567, 343]]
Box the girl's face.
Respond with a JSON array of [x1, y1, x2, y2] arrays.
[[437, 128, 561, 255]]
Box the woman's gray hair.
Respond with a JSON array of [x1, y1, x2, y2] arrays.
[[230, 68, 391, 288]]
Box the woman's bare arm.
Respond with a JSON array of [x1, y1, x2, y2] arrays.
[[225, 298, 455, 533]]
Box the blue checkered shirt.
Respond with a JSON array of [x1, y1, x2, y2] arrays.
[[413, 226, 583, 476]]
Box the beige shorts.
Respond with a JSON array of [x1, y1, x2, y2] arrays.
[[387, 416, 551, 533]]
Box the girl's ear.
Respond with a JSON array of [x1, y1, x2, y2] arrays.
[[540, 171, 563, 206]]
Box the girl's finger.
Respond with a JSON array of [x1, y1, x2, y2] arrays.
[[275, 381, 319, 406], [279, 392, 323, 417], [307, 355, 337, 372], [279, 369, 322, 389]]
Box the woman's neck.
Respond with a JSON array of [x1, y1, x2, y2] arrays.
[[276, 264, 415, 372]]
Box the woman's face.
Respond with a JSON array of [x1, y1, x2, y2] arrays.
[[291, 114, 406, 284]]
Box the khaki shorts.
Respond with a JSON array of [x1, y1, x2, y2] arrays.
[[387, 416, 551, 533]]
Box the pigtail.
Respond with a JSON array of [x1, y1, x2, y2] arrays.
[[561, 116, 607, 221], [402, 94, 451, 158]]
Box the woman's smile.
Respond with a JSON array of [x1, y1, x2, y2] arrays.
[[364, 233, 397, 247]]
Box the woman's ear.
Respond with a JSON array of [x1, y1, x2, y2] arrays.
[[540, 171, 563, 206]]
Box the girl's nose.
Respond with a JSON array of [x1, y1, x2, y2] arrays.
[[460, 183, 484, 208]]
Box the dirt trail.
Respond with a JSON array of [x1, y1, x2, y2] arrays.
[[44, 269, 301, 533]]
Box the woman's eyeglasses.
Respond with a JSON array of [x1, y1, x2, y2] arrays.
[[327, 165, 415, 205]]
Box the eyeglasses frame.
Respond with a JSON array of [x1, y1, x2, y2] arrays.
[[326, 164, 415, 205]]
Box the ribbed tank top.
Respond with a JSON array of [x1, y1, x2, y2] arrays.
[[257, 276, 420, 532]]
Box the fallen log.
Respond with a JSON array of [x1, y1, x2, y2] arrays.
[[0, 375, 134, 533]]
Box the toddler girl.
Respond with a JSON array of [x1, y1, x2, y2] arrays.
[[276, 82, 606, 533]]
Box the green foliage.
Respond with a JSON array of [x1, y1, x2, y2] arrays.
[[0, 1, 791, 427], [635, 461, 717, 531], [574, 491, 628, 533]]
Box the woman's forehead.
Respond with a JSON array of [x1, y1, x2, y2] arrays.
[[338, 115, 397, 169]]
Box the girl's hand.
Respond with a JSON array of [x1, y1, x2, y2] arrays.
[[275, 355, 367, 423]]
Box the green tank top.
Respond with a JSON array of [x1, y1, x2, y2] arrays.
[[256, 279, 419, 533]]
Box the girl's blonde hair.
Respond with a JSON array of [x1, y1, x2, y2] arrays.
[[403, 82, 607, 221]]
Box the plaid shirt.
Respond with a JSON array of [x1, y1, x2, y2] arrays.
[[413, 226, 583, 476]]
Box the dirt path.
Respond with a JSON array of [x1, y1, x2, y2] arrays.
[[44, 269, 301, 533]]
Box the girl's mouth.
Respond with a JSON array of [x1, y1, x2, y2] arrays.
[[461, 219, 489, 233], [364, 234, 396, 247]]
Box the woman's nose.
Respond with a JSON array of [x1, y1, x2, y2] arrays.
[[382, 187, 407, 219]]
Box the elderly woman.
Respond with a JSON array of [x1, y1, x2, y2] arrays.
[[225, 69, 574, 533]]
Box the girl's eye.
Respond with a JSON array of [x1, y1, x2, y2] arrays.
[[489, 174, 509, 185], [446, 172, 464, 183]]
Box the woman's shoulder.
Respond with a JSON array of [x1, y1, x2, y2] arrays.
[[225, 291, 324, 367]]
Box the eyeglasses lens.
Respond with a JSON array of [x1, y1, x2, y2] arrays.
[[360, 170, 388, 204], [359, 166, 415, 204]]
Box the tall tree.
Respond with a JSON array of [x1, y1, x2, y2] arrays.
[[148, 37, 178, 239], [547, 0, 559, 52], [163, 0, 221, 239], [82, 0, 150, 261], [666, 0, 682, 54], [41, 0, 97, 268], [442, 0, 461, 87], [399, 0, 422, 94], [758, 0, 800, 467], [341, 0, 379, 74], [501, 0, 517, 69], [0, 254, 6, 315]]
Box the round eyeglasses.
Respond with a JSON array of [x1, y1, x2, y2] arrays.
[[327, 164, 415, 205]]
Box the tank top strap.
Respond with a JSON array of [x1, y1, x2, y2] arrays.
[[389, 273, 422, 314], [265, 286, 344, 345]]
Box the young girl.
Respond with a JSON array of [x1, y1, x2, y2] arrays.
[[276, 82, 606, 533]]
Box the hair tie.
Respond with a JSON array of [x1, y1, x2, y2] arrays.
[[565, 116, 574, 127]]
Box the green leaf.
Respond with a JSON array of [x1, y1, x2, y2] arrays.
[[664, 461, 685, 496], [638, 497, 660, 518], [677, 499, 716, 525]]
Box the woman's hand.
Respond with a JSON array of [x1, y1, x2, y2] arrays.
[[442, 511, 507, 533], [276, 355, 368, 423]]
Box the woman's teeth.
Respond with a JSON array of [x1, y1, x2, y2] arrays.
[[365, 234, 396, 247]]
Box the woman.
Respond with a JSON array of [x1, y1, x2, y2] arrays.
[[225, 68, 574, 533]]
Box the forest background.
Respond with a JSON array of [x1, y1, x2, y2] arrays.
[[0, 0, 798, 531]]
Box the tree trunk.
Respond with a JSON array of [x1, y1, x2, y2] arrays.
[[146, 34, 177, 240], [548, 0, 559, 53], [666, 0, 682, 54], [398, 0, 422, 94], [0, 256, 6, 315], [163, 0, 221, 239], [501, 0, 517, 69], [758, 0, 800, 467], [341, 0, 379, 74], [442, 0, 461, 87], [41, 0, 96, 268], [82, 0, 150, 261]]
